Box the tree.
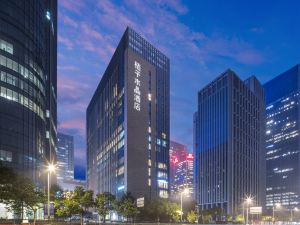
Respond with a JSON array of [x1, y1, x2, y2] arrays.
[[187, 210, 198, 223], [0, 166, 46, 222], [73, 186, 94, 225], [95, 192, 115, 223], [26, 189, 46, 225], [235, 214, 244, 223], [117, 193, 139, 222], [165, 202, 180, 222], [54, 187, 94, 225]]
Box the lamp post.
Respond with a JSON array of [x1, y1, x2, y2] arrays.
[[180, 188, 189, 222], [245, 197, 252, 225], [291, 207, 299, 222], [47, 163, 55, 220], [272, 203, 281, 223]]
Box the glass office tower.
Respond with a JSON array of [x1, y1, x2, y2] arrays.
[[0, 1, 57, 185], [57, 132, 74, 189], [194, 69, 265, 215], [87, 27, 170, 200], [264, 64, 300, 209]]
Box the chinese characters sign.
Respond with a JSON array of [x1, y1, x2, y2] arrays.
[[133, 61, 141, 111]]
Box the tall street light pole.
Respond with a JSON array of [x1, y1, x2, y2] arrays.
[[273, 203, 281, 223], [47, 163, 55, 220], [180, 188, 189, 222], [245, 197, 252, 225], [291, 207, 299, 222]]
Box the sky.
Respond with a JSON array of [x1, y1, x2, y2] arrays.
[[57, 0, 300, 180]]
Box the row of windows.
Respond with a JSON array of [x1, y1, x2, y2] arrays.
[[0, 149, 12, 162], [0, 85, 44, 120], [0, 70, 44, 106], [0, 39, 13, 54], [0, 54, 45, 95]]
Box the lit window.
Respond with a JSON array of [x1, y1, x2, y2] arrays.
[[148, 179, 151, 186], [148, 93, 152, 101], [148, 159, 151, 166]]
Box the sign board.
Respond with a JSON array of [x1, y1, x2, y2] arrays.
[[137, 197, 144, 208], [250, 206, 262, 214]]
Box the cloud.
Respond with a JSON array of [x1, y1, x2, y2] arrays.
[[59, 0, 84, 14], [58, 34, 74, 50]]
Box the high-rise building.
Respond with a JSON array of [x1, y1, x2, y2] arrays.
[[0, 1, 57, 185], [174, 153, 194, 199], [86, 27, 170, 200], [264, 64, 300, 209], [169, 141, 194, 199], [57, 132, 74, 188], [194, 69, 265, 215]]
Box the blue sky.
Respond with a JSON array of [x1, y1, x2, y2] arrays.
[[57, 0, 300, 179]]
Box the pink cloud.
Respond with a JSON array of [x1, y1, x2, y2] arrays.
[[58, 119, 85, 136], [58, 34, 74, 50], [59, 0, 84, 14], [61, 14, 78, 28]]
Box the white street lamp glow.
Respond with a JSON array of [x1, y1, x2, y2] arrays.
[[275, 203, 281, 208], [47, 163, 56, 220], [183, 188, 189, 195], [47, 163, 55, 173], [294, 207, 299, 212]]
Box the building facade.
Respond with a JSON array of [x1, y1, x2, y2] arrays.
[[264, 64, 300, 209], [57, 132, 74, 189], [0, 0, 57, 185], [194, 69, 265, 215], [87, 27, 170, 200], [169, 141, 194, 199]]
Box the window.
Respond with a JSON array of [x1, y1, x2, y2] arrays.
[[0, 150, 12, 162], [0, 39, 13, 54], [159, 190, 168, 198]]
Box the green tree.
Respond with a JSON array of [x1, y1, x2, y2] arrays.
[[235, 214, 244, 223], [73, 186, 94, 225], [187, 210, 198, 223], [165, 202, 180, 222], [117, 193, 139, 222], [146, 199, 166, 222], [95, 192, 115, 223], [54, 187, 94, 225], [26, 189, 46, 225]]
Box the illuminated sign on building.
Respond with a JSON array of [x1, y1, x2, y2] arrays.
[[133, 61, 141, 111]]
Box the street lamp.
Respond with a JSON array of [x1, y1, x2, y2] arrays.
[[245, 197, 252, 225], [47, 163, 56, 220], [290, 207, 299, 222], [180, 188, 189, 222], [272, 203, 281, 223]]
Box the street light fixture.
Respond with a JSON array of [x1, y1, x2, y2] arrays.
[[290, 207, 299, 222], [272, 203, 281, 223], [180, 188, 189, 222], [47, 163, 56, 220], [245, 196, 253, 225]]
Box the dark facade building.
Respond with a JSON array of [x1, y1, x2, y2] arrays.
[[169, 141, 193, 199], [87, 27, 170, 200], [0, 1, 57, 185], [264, 64, 300, 209], [194, 69, 265, 215], [57, 132, 74, 189]]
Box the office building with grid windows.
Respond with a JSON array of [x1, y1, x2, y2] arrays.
[[194, 69, 265, 215], [57, 132, 74, 189], [264, 64, 300, 209], [0, 0, 57, 185], [86, 27, 170, 200]]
